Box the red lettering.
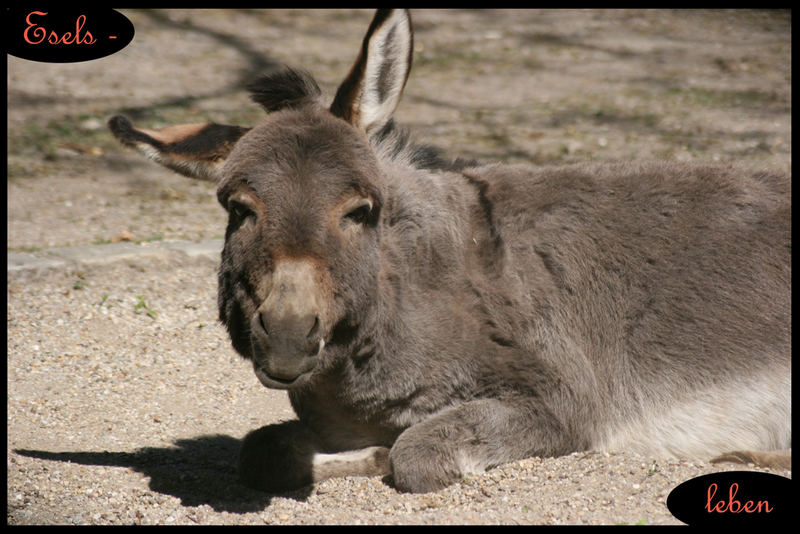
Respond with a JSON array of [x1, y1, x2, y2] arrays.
[[23, 11, 48, 44], [727, 483, 741, 513], [74, 15, 97, 45], [706, 482, 773, 514], [22, 11, 97, 46], [706, 483, 723, 512]]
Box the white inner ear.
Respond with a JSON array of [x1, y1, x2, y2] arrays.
[[134, 142, 223, 182], [359, 10, 412, 135]]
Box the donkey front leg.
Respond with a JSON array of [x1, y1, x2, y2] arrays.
[[389, 397, 578, 493], [239, 420, 391, 493]]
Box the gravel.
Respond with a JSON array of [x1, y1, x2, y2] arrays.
[[5, 253, 790, 525], [5, 261, 792, 526], [7, 9, 790, 525]]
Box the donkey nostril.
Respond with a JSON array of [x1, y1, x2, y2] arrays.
[[307, 316, 320, 340], [259, 312, 269, 336]]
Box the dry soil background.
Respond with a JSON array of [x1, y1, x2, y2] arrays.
[[7, 9, 791, 525]]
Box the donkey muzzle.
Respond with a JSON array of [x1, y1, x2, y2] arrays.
[[250, 259, 329, 389]]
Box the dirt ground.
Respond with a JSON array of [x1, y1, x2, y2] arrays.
[[7, 9, 791, 525]]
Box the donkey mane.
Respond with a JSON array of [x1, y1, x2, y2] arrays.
[[372, 119, 480, 172], [247, 67, 477, 174], [247, 67, 322, 112]]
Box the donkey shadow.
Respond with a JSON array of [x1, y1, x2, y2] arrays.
[[14, 433, 312, 513]]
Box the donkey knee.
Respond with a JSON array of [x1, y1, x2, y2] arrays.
[[238, 421, 317, 492], [389, 432, 465, 493]]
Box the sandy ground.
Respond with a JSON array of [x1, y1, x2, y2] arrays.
[[7, 9, 791, 525]]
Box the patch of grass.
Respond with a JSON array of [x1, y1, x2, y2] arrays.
[[546, 98, 663, 133], [137, 233, 164, 244], [665, 86, 775, 108], [416, 46, 487, 70], [617, 518, 648, 526], [581, 105, 662, 130], [645, 461, 659, 476], [10, 114, 114, 160], [10, 245, 43, 253], [134, 295, 157, 319]]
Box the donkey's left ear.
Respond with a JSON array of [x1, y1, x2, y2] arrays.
[[108, 115, 250, 183], [330, 9, 413, 136]]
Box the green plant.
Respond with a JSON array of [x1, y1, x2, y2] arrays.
[[134, 295, 157, 318]]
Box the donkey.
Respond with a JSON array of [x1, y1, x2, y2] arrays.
[[109, 10, 790, 493]]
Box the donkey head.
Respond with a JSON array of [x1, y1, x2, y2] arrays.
[[109, 9, 414, 389]]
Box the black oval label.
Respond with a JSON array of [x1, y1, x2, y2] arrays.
[[6, 8, 134, 63], [667, 470, 791, 525]]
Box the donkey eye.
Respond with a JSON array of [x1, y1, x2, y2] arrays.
[[229, 199, 256, 226], [344, 204, 371, 225]]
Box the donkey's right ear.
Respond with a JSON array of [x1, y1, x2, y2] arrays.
[[330, 9, 413, 136], [108, 115, 250, 183]]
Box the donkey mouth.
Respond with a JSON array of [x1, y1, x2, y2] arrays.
[[251, 339, 325, 389], [254, 364, 308, 389]]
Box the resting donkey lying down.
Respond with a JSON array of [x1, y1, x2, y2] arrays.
[[109, 10, 790, 493]]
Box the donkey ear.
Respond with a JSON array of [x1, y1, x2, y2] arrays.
[[330, 9, 413, 136], [108, 115, 250, 183]]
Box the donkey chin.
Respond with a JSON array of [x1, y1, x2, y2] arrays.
[[250, 332, 325, 390]]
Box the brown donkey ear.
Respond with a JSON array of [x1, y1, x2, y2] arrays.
[[330, 9, 413, 136], [107, 115, 250, 183]]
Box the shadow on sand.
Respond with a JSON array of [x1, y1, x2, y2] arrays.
[[14, 433, 312, 513]]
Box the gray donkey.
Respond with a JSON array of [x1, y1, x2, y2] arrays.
[[109, 10, 790, 493]]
